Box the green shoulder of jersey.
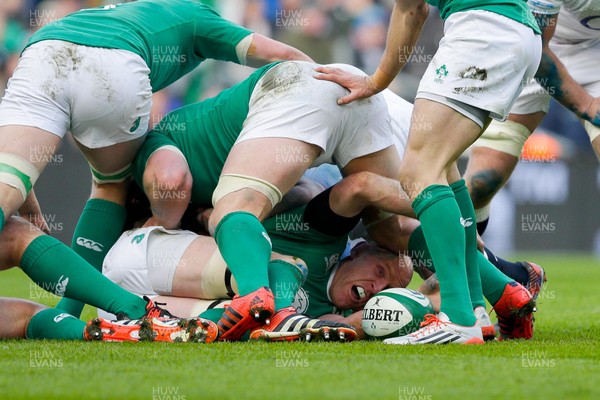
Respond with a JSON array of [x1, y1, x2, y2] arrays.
[[26, 0, 253, 91]]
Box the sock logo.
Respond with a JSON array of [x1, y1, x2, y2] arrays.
[[55, 275, 69, 297], [76, 237, 103, 252], [53, 313, 72, 323], [460, 217, 473, 228]]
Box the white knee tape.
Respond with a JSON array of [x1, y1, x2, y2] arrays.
[[584, 120, 600, 142], [90, 163, 133, 184], [475, 120, 531, 157], [212, 174, 283, 208], [0, 153, 40, 200]]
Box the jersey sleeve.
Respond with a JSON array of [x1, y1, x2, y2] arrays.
[[528, 0, 562, 15], [303, 187, 361, 237], [193, 5, 253, 63]]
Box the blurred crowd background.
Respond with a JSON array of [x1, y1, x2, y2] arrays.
[[1, 0, 599, 253]]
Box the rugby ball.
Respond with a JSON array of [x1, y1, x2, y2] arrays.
[[362, 288, 434, 340]]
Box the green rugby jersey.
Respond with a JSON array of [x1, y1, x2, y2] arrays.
[[427, 0, 541, 34], [263, 206, 350, 318], [26, 0, 252, 91], [134, 63, 280, 205]]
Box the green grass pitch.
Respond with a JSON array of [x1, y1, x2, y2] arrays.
[[1, 254, 599, 400]]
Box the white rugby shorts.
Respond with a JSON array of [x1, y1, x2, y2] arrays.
[[102, 226, 197, 296], [236, 61, 394, 168], [0, 40, 152, 148], [417, 10, 542, 123]]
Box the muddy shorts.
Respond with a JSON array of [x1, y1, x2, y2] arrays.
[[416, 10, 541, 126], [0, 40, 152, 148]]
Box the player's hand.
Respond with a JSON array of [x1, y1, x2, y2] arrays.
[[314, 66, 380, 105]]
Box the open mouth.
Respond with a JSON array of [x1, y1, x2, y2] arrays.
[[352, 285, 366, 301]]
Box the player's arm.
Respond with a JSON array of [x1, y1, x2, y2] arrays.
[[329, 171, 414, 218], [533, 11, 600, 126], [244, 33, 314, 67], [314, 0, 428, 104], [320, 311, 366, 340]]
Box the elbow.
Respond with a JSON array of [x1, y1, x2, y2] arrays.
[[416, 2, 429, 21], [345, 171, 376, 204]]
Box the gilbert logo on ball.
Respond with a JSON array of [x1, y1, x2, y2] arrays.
[[362, 288, 434, 340]]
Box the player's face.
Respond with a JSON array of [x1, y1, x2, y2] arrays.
[[329, 251, 413, 310]]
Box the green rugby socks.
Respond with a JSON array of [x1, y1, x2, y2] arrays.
[[57, 199, 126, 317], [451, 179, 485, 309], [214, 212, 271, 296], [412, 185, 475, 326], [26, 308, 86, 340], [21, 235, 147, 319], [477, 252, 514, 305]]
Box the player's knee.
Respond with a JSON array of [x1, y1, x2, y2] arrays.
[[0, 217, 44, 268], [0, 152, 40, 202], [212, 174, 282, 209], [398, 159, 425, 195], [467, 168, 505, 207]]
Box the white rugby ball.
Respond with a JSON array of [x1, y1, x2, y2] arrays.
[[362, 288, 434, 340]]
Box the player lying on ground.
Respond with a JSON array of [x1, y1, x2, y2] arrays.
[[464, 0, 600, 234], [0, 0, 311, 319], [101, 170, 542, 341], [121, 60, 414, 341], [0, 217, 218, 342]]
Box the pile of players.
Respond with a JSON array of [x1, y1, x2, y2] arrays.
[[1, 0, 596, 345]]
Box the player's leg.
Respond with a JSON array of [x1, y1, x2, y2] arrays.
[[207, 137, 320, 340], [56, 45, 152, 316], [57, 140, 146, 316], [464, 112, 545, 234], [0, 41, 77, 232], [399, 98, 485, 329], [447, 164, 486, 311], [464, 77, 549, 234], [0, 127, 60, 232], [0, 217, 163, 319], [0, 298, 90, 340], [408, 223, 536, 339]]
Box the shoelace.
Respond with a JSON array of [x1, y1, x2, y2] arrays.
[[146, 300, 171, 318], [409, 314, 445, 338]]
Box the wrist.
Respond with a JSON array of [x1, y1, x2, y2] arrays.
[[369, 67, 395, 92]]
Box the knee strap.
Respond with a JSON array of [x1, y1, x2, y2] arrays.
[[0, 153, 40, 200], [212, 173, 283, 208], [90, 163, 132, 184]]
